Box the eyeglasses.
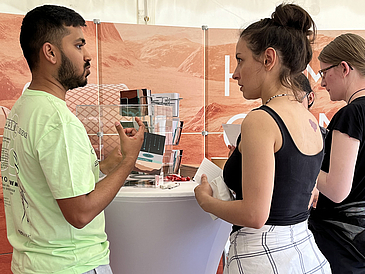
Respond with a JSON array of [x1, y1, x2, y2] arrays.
[[301, 92, 314, 109], [318, 64, 339, 78], [318, 62, 354, 78]]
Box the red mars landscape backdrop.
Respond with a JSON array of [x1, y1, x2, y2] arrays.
[[0, 13, 359, 166]]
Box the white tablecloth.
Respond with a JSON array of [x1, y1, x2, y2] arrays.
[[104, 182, 231, 274]]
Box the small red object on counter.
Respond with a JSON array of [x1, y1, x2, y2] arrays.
[[165, 174, 190, 182]]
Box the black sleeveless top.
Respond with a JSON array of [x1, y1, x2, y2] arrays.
[[223, 105, 324, 233]]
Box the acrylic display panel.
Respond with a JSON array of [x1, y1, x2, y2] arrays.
[[96, 23, 204, 165], [76, 104, 174, 175]]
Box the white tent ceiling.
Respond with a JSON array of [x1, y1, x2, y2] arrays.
[[0, 0, 365, 30]]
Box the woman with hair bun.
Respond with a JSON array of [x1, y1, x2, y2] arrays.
[[309, 33, 365, 274], [195, 3, 331, 273]]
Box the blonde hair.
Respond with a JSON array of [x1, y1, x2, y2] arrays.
[[319, 33, 365, 76]]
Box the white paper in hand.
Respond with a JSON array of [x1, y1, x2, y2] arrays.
[[194, 158, 234, 220], [209, 175, 234, 220], [193, 158, 223, 184]]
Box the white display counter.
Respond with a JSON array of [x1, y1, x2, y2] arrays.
[[104, 182, 231, 274]]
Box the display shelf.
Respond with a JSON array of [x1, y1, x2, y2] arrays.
[[76, 104, 175, 175]]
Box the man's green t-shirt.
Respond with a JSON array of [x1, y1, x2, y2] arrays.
[[1, 89, 109, 273]]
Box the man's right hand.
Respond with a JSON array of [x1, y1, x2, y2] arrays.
[[114, 117, 145, 161], [57, 117, 145, 229]]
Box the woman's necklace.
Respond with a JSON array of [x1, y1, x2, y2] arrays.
[[347, 88, 365, 104], [265, 93, 290, 105]]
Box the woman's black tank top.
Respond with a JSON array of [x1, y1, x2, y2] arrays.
[[223, 105, 324, 233]]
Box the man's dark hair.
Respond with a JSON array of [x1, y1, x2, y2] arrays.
[[20, 5, 86, 71], [296, 73, 314, 108], [296, 73, 312, 95]]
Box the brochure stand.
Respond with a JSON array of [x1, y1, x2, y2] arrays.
[[76, 103, 174, 175]]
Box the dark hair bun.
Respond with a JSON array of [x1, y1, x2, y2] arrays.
[[271, 4, 314, 40], [239, 3, 317, 100]]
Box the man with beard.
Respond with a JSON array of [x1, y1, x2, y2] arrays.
[[1, 5, 145, 274]]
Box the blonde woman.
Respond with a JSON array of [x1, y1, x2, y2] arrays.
[[309, 33, 365, 274]]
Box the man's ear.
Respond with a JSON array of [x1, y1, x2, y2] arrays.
[[42, 42, 57, 64], [263, 47, 277, 71], [307, 92, 315, 108]]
